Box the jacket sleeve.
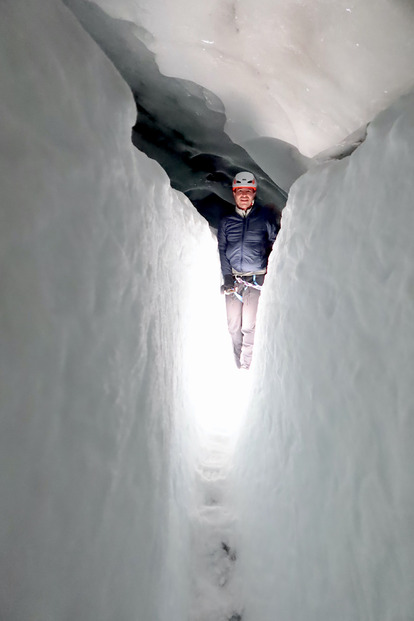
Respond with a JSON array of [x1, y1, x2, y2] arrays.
[[266, 213, 280, 257], [217, 218, 232, 277], [269, 222, 279, 245]]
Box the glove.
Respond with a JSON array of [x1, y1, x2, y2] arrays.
[[221, 274, 235, 293]]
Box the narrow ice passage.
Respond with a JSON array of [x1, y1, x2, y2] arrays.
[[1, 2, 414, 621], [189, 435, 243, 621]]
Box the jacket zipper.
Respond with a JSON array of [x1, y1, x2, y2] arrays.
[[240, 216, 247, 270]]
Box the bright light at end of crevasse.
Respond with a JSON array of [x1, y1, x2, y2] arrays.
[[182, 229, 252, 439]]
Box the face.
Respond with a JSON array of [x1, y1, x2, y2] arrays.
[[233, 187, 256, 210]]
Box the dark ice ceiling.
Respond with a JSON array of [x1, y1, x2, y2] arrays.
[[64, 0, 287, 228]]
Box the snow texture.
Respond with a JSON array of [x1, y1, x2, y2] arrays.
[[233, 90, 414, 621], [1, 0, 414, 620], [0, 1, 220, 618]]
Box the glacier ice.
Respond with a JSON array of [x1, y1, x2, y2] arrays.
[[233, 90, 414, 621], [63, 0, 288, 217], [1, 0, 414, 620], [0, 1, 218, 618], [88, 0, 414, 157]]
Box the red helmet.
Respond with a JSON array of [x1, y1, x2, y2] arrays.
[[232, 171, 257, 192]]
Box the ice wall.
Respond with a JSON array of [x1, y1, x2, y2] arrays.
[[234, 91, 414, 620], [89, 0, 414, 158], [0, 1, 221, 619]]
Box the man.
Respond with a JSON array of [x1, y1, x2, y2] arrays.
[[218, 171, 279, 370]]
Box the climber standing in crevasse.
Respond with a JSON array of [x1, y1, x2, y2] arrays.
[[218, 171, 280, 370]]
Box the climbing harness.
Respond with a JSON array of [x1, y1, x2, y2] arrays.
[[224, 274, 263, 302], [235, 274, 263, 290]]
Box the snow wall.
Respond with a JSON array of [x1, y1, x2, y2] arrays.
[[2, 1, 414, 620], [0, 1, 223, 619], [234, 92, 414, 620]]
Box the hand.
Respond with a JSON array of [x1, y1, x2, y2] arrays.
[[222, 274, 235, 294]]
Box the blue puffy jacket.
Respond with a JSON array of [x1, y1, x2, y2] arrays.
[[217, 205, 279, 277]]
